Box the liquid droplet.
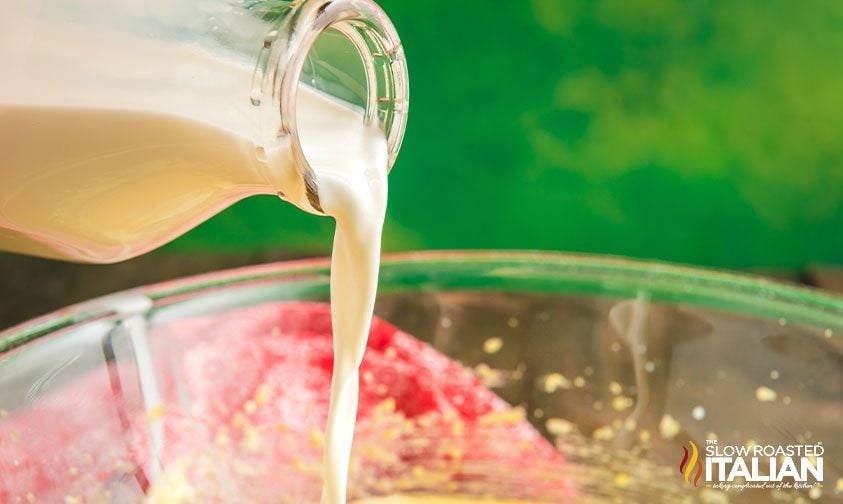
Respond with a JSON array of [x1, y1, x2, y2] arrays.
[[250, 88, 262, 106]]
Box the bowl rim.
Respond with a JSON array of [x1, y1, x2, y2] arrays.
[[2, 250, 842, 354]]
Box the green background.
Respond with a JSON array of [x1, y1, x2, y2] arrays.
[[166, 0, 843, 270]]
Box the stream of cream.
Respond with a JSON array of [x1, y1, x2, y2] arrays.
[[299, 98, 389, 504]]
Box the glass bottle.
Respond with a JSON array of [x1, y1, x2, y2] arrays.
[[0, 0, 408, 262]]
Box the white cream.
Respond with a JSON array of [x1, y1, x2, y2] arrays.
[[0, 18, 367, 263], [315, 130, 388, 504], [297, 71, 389, 504]]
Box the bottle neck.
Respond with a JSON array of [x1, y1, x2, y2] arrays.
[[251, 0, 408, 214]]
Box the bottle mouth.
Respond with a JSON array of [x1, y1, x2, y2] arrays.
[[253, 0, 408, 214]]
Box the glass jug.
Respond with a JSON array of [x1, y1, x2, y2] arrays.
[[0, 0, 408, 263]]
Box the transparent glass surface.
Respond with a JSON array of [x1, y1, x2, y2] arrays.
[[0, 252, 841, 503]]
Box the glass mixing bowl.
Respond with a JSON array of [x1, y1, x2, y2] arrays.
[[1, 251, 841, 503]]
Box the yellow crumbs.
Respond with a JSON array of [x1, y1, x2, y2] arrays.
[[146, 404, 166, 423], [483, 337, 504, 354], [538, 373, 571, 393], [755, 386, 777, 402]]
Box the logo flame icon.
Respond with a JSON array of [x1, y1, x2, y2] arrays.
[[679, 441, 703, 487]]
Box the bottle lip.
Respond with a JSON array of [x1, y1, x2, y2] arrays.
[[255, 0, 408, 214]]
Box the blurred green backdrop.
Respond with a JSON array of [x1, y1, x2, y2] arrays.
[[166, 0, 843, 269]]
